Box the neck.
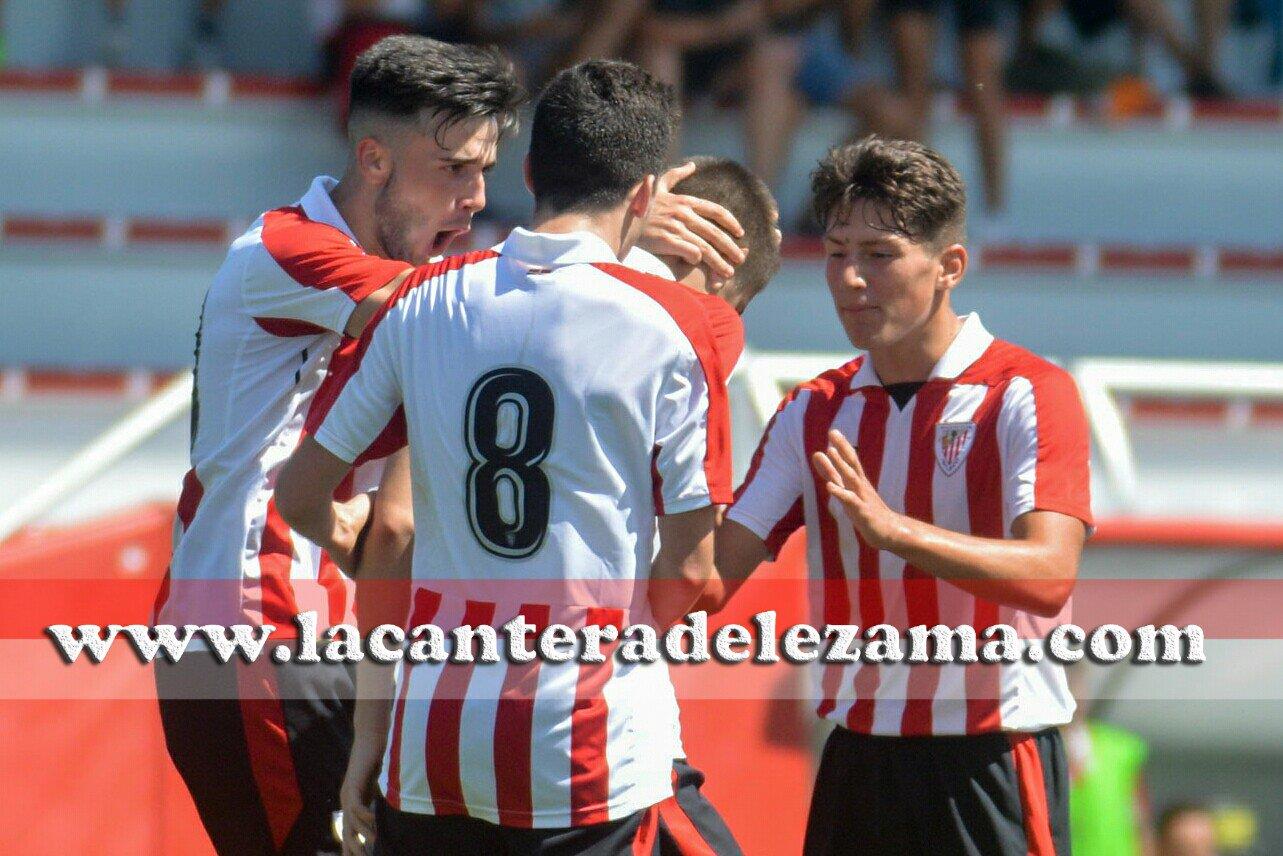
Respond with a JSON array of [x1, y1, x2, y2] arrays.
[[329, 172, 389, 258], [664, 257, 710, 293], [868, 301, 963, 384], [531, 205, 636, 260]]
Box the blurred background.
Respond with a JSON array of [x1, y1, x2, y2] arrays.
[[0, 1, 1281, 854]]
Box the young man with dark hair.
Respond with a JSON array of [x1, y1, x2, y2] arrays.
[[277, 60, 744, 855], [629, 155, 781, 318], [710, 136, 1093, 855], [155, 36, 525, 856], [158, 35, 743, 855]]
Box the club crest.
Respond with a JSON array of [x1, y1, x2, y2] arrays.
[[935, 422, 976, 476]]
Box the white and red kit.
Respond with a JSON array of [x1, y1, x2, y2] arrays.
[[157, 175, 412, 633], [313, 228, 735, 827], [728, 313, 1093, 737]]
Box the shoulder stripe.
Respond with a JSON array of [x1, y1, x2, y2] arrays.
[[259, 206, 411, 303], [304, 249, 499, 441], [593, 262, 733, 504]]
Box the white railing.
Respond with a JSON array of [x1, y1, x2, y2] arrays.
[[0, 372, 193, 543], [735, 351, 1283, 515]]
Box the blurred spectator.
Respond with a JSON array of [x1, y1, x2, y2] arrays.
[[1014, 0, 1230, 99], [1269, 0, 1283, 85], [638, 0, 769, 98], [100, 0, 228, 69], [457, 0, 649, 87], [744, 2, 904, 193], [878, 0, 1011, 229], [312, 0, 425, 122], [1157, 803, 1220, 856], [1065, 667, 1158, 856]]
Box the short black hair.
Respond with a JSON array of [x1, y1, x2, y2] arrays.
[[672, 157, 780, 311], [812, 136, 966, 247], [348, 35, 525, 142], [529, 60, 679, 215]]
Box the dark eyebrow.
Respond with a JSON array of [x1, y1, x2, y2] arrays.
[[439, 152, 493, 165]]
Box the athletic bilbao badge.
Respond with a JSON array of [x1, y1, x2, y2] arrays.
[[935, 422, 976, 477]]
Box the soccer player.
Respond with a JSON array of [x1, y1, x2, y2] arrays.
[[711, 137, 1093, 855], [154, 35, 742, 855], [153, 37, 524, 856], [333, 155, 781, 854], [624, 155, 782, 376], [276, 60, 742, 854]]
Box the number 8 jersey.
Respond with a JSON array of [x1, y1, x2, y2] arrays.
[[312, 227, 736, 828]]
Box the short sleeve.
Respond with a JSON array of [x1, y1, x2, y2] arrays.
[[998, 370, 1093, 533], [726, 389, 809, 557], [313, 315, 403, 464], [243, 208, 410, 334], [696, 293, 745, 379], [652, 344, 733, 514]]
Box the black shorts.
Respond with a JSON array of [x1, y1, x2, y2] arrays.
[[155, 653, 356, 856], [804, 726, 1070, 856], [374, 759, 742, 855], [883, 0, 1001, 34]]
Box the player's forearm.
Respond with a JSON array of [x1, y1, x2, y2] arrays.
[[354, 531, 414, 636], [703, 518, 772, 613], [278, 494, 366, 570], [351, 660, 396, 754], [881, 518, 1076, 617], [648, 575, 712, 628]]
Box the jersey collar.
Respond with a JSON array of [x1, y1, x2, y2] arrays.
[[298, 175, 359, 244], [849, 313, 995, 389], [500, 227, 621, 269], [620, 246, 677, 280]]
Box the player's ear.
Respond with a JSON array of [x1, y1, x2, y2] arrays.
[[937, 242, 967, 293], [355, 136, 392, 187], [522, 154, 534, 196], [627, 174, 657, 220]]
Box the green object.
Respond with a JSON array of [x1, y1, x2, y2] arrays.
[[1069, 721, 1149, 856]]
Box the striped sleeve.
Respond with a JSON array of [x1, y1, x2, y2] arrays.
[[592, 263, 733, 511], [726, 389, 809, 557], [653, 345, 728, 513], [997, 368, 1094, 532], [243, 207, 410, 334]]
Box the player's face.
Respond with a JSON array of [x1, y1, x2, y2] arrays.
[[823, 201, 948, 353], [375, 115, 498, 265]]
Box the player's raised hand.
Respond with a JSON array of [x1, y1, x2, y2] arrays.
[[812, 429, 905, 550], [340, 737, 382, 856], [640, 161, 746, 281]]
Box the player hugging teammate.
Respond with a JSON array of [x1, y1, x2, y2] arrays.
[[169, 30, 1088, 856]]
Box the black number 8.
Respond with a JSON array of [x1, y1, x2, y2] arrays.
[[464, 367, 555, 558]]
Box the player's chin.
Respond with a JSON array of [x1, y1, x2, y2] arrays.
[[839, 318, 883, 351]]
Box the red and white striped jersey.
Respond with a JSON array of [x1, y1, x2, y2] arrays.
[[728, 314, 1093, 736], [313, 227, 734, 826], [158, 176, 411, 632]]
